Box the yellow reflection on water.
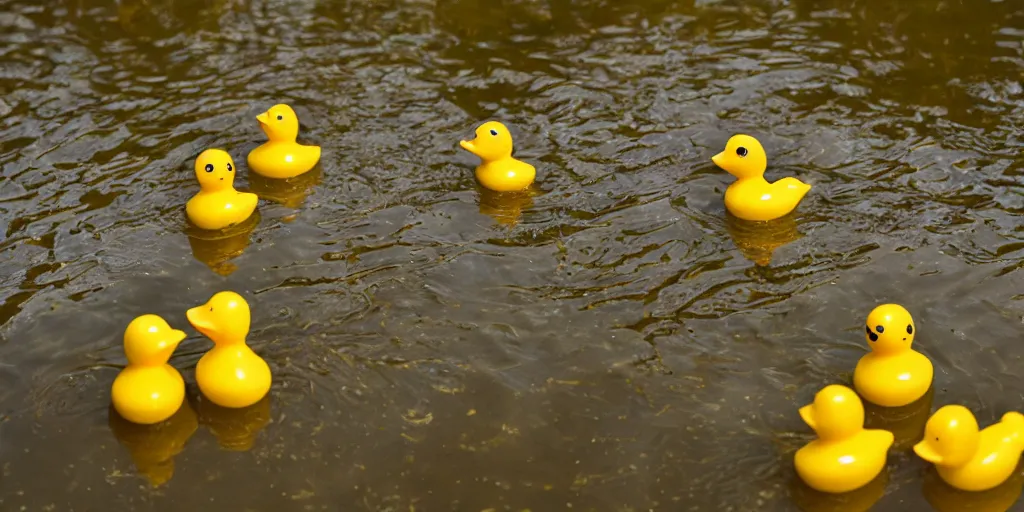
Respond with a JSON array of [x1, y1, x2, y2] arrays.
[[478, 185, 539, 227], [923, 462, 1024, 512], [725, 212, 804, 266], [791, 468, 888, 512], [862, 385, 934, 452], [186, 211, 261, 276], [196, 394, 271, 452], [248, 166, 323, 213], [108, 401, 198, 487]]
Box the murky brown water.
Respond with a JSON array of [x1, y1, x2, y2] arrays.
[[1, 0, 1023, 510]]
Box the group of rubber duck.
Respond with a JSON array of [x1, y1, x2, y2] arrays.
[[112, 111, 1021, 505], [112, 291, 271, 425], [795, 304, 1024, 501], [112, 103, 320, 425]]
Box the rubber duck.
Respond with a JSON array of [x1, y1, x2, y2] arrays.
[[853, 304, 933, 408], [914, 405, 1024, 492], [711, 135, 811, 221], [795, 384, 894, 494], [186, 149, 259, 231], [460, 121, 536, 192], [247, 104, 321, 179], [197, 393, 271, 451], [108, 400, 198, 487], [186, 291, 271, 408], [111, 315, 187, 425]]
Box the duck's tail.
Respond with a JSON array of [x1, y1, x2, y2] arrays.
[[1001, 412, 1024, 447]]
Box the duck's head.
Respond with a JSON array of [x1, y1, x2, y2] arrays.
[[914, 405, 979, 467], [123, 314, 186, 366], [460, 121, 514, 162], [799, 385, 864, 441], [194, 149, 237, 192], [186, 291, 250, 344], [865, 304, 915, 355], [712, 134, 767, 179], [256, 104, 299, 142]]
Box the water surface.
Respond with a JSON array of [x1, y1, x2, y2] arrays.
[[1, 0, 1023, 510]]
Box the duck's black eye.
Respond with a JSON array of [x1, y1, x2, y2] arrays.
[[907, 325, 913, 334], [277, 115, 283, 121], [866, 326, 878, 342], [736, 147, 748, 157], [876, 325, 884, 333], [490, 129, 498, 136], [204, 164, 214, 173], [210, 307, 214, 311], [227, 163, 233, 172]]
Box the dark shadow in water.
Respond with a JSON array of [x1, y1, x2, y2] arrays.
[[194, 393, 271, 452], [477, 185, 542, 227], [185, 211, 261, 276], [862, 385, 934, 452], [248, 166, 323, 213], [922, 461, 1024, 512], [107, 401, 199, 487], [725, 212, 805, 267], [790, 468, 888, 512]]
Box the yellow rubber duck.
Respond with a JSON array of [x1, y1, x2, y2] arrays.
[[853, 304, 934, 408], [111, 315, 187, 425], [186, 291, 271, 409], [460, 121, 536, 192], [711, 135, 811, 221], [914, 405, 1024, 492], [795, 384, 894, 494], [186, 149, 259, 231], [247, 104, 321, 179]]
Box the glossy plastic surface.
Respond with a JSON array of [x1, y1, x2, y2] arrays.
[[794, 385, 894, 494], [854, 304, 933, 407], [914, 405, 1024, 492], [187, 291, 272, 408], [186, 148, 259, 231], [712, 134, 811, 221], [460, 121, 537, 192], [247, 104, 321, 179], [111, 314, 187, 425]]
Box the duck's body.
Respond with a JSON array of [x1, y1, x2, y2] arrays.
[[796, 430, 895, 494], [186, 149, 258, 231], [915, 406, 1024, 492], [111, 315, 187, 425], [854, 304, 933, 408], [247, 104, 320, 179], [460, 121, 536, 192], [187, 291, 271, 409], [196, 344, 272, 409], [712, 135, 810, 221], [795, 385, 894, 493]]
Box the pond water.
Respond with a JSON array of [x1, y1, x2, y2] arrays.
[[1, 0, 1022, 510]]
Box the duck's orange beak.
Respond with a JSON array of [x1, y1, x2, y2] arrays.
[[913, 440, 943, 464], [163, 329, 187, 349], [711, 151, 726, 169], [256, 112, 270, 128], [186, 305, 216, 339], [798, 404, 816, 430], [460, 139, 477, 155]]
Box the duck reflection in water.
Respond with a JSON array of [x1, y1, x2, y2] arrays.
[[477, 185, 539, 227], [725, 211, 804, 266], [108, 401, 198, 487], [862, 385, 934, 452], [923, 461, 1024, 512], [195, 393, 271, 452], [248, 166, 322, 216], [791, 468, 888, 512], [186, 211, 260, 276]]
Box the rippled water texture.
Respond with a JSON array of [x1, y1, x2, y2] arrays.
[[1, 0, 1023, 510]]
